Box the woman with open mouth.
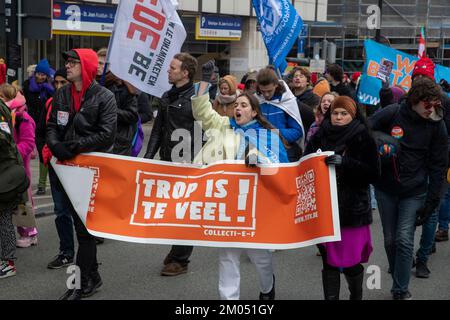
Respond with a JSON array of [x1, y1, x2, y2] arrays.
[[190, 60, 289, 300]]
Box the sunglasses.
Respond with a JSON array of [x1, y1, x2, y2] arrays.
[[423, 100, 442, 110]]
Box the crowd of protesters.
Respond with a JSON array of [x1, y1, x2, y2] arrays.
[[0, 48, 449, 302]]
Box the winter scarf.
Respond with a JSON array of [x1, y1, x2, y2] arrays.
[[318, 117, 365, 153], [229, 118, 288, 164], [28, 75, 54, 102]]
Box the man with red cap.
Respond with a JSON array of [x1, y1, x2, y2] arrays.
[[47, 49, 117, 300], [411, 56, 450, 279]]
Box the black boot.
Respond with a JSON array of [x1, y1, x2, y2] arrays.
[[344, 271, 364, 300], [259, 275, 275, 300], [59, 289, 82, 300], [82, 264, 103, 298], [322, 269, 340, 300]]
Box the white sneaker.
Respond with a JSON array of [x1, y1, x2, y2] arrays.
[[16, 236, 38, 248], [0, 260, 16, 279]]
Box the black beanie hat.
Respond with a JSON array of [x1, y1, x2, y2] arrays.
[[54, 68, 67, 80]]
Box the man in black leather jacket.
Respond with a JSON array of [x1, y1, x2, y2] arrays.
[[47, 49, 117, 300], [144, 52, 202, 277]]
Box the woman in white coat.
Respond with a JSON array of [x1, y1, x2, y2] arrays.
[[192, 80, 289, 300]]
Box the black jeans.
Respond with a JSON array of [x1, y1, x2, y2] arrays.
[[69, 201, 98, 287], [167, 245, 193, 266]]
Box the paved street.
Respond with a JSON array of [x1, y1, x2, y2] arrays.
[[2, 122, 450, 300]]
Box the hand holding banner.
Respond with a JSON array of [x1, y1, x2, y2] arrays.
[[52, 152, 341, 250], [107, 0, 186, 98]]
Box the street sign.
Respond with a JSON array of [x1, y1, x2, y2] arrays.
[[195, 15, 242, 41], [52, 1, 116, 36], [309, 59, 326, 73]]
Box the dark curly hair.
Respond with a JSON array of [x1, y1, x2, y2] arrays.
[[326, 64, 344, 82], [407, 77, 442, 106]]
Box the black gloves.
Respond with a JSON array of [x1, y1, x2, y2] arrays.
[[65, 140, 80, 153], [201, 60, 216, 82], [325, 154, 343, 166], [415, 205, 435, 226], [52, 141, 79, 161], [415, 197, 440, 226]]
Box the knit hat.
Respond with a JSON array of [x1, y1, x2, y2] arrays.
[[35, 59, 52, 77], [54, 68, 67, 80], [351, 72, 361, 83], [330, 96, 357, 119], [412, 57, 435, 81], [219, 75, 237, 95], [245, 71, 257, 83], [391, 86, 405, 104], [310, 72, 318, 86]]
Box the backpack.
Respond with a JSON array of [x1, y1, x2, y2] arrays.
[[131, 117, 144, 157], [0, 163, 30, 205]]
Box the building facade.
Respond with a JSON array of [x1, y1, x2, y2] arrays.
[[1, 0, 449, 83]]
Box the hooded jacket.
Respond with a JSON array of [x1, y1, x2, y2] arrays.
[[47, 49, 117, 155], [0, 100, 26, 209], [369, 101, 448, 209], [6, 92, 36, 180]]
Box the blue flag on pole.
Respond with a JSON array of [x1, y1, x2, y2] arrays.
[[252, 0, 303, 73]]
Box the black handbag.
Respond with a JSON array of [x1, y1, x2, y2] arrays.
[[0, 163, 30, 204]]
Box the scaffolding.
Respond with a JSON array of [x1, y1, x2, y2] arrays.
[[305, 0, 450, 71]]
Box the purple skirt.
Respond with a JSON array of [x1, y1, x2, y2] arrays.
[[323, 225, 373, 268]]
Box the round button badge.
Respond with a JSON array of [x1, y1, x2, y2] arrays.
[[391, 126, 404, 139]]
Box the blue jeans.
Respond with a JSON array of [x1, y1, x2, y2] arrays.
[[49, 167, 75, 258], [416, 208, 438, 263], [375, 189, 426, 295], [438, 184, 450, 232]]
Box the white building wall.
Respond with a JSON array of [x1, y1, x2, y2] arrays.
[[229, 18, 268, 81]]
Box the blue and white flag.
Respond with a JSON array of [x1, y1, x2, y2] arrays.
[[252, 0, 303, 73], [358, 40, 450, 105]]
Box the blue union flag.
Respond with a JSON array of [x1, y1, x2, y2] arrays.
[[252, 0, 303, 73]]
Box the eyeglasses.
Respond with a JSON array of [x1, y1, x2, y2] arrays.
[[65, 59, 80, 68], [423, 100, 442, 110]]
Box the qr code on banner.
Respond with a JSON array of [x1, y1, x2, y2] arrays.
[[295, 170, 317, 218]]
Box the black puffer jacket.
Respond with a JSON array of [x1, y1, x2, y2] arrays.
[[305, 118, 380, 228], [144, 83, 202, 162], [104, 81, 139, 156], [296, 88, 320, 109], [369, 101, 448, 209], [47, 81, 117, 154]]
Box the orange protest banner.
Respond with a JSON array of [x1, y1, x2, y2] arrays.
[[52, 152, 340, 249]]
